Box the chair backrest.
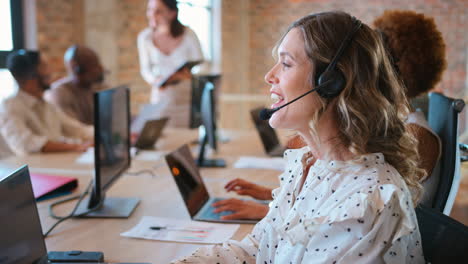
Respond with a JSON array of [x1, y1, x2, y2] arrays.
[[416, 205, 468, 263], [427, 92, 465, 215]]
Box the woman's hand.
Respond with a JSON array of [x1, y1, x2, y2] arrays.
[[212, 198, 269, 220], [75, 141, 93, 152], [163, 67, 192, 86], [224, 178, 273, 200]]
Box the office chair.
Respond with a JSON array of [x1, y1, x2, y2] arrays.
[[426, 92, 465, 215], [415, 205, 468, 263]]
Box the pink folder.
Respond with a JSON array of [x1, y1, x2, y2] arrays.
[[30, 173, 78, 199]]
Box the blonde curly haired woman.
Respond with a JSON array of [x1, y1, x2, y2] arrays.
[[172, 11, 425, 263]]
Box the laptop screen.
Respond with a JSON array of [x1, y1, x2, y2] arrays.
[[134, 117, 168, 149], [0, 166, 48, 264], [250, 108, 281, 153], [165, 145, 210, 217]]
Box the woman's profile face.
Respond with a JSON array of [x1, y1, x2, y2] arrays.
[[147, 0, 176, 30], [265, 28, 319, 132]]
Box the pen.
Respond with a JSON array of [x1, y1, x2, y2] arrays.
[[149, 226, 209, 233]]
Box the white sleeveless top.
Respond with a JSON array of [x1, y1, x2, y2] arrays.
[[137, 27, 204, 127]]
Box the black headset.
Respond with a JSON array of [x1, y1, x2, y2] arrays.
[[65, 45, 83, 74], [13, 50, 41, 79], [314, 17, 362, 99]]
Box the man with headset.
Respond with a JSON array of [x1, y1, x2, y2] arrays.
[[45, 44, 107, 125], [0, 50, 93, 155]]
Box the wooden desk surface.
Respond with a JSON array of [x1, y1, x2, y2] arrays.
[[0, 129, 284, 263]]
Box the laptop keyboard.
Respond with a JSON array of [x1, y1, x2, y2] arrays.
[[200, 198, 234, 220]]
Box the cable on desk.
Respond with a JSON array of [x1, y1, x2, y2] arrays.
[[44, 180, 101, 237], [125, 169, 157, 177]]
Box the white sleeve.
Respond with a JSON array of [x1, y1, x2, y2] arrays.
[[137, 29, 157, 85], [291, 187, 424, 264], [170, 236, 258, 264], [187, 28, 204, 61], [0, 108, 48, 155], [55, 106, 93, 141]]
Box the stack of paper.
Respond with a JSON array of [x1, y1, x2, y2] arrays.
[[233, 156, 285, 171], [75, 147, 138, 164], [121, 216, 239, 244]]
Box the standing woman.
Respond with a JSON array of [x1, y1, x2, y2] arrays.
[[171, 11, 425, 263], [137, 0, 204, 127]]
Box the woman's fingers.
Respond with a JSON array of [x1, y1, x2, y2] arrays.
[[212, 198, 239, 208], [221, 212, 248, 220]]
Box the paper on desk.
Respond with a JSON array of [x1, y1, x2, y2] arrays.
[[75, 147, 137, 164], [121, 216, 239, 244], [234, 156, 285, 171], [133, 150, 166, 161]]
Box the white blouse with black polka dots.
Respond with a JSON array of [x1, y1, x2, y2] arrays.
[[171, 147, 425, 264]]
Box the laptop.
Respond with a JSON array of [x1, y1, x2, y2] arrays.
[[165, 145, 260, 224], [250, 107, 286, 157], [0, 165, 147, 264], [133, 117, 169, 150]]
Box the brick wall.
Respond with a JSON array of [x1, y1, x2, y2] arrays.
[[116, 0, 150, 111], [36, 0, 84, 80], [245, 0, 467, 97]]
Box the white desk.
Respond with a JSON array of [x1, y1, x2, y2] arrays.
[[0, 129, 283, 263]]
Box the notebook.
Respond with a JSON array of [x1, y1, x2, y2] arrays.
[[165, 144, 260, 224], [156, 60, 203, 87], [30, 173, 77, 199]]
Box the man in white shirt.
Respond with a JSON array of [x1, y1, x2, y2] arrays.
[[0, 50, 93, 156]]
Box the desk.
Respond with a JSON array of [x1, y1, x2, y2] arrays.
[[0, 129, 283, 263]]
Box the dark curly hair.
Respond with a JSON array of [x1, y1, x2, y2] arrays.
[[373, 10, 447, 98]]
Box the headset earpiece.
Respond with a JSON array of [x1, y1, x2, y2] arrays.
[[73, 64, 83, 75], [316, 69, 345, 98], [65, 44, 83, 75], [315, 17, 362, 99]]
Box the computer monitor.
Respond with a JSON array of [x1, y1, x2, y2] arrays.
[[250, 107, 285, 157], [0, 165, 49, 264], [196, 82, 226, 168], [75, 85, 139, 218], [190, 74, 221, 129]]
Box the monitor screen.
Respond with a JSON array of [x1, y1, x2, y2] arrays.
[[0, 166, 48, 264], [250, 107, 281, 153], [94, 86, 131, 195], [165, 145, 210, 217], [190, 74, 221, 129], [200, 82, 217, 150]]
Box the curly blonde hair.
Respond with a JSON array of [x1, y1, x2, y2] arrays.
[[278, 11, 425, 204]]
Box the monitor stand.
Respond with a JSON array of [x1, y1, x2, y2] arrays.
[[74, 197, 140, 218], [197, 158, 226, 167], [195, 133, 226, 168]]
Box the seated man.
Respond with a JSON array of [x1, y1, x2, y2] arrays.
[[45, 45, 107, 125], [0, 50, 93, 155]]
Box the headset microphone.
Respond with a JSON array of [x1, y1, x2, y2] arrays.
[[259, 79, 332, 120]]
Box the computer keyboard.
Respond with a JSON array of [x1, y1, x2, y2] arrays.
[[200, 198, 234, 220]]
